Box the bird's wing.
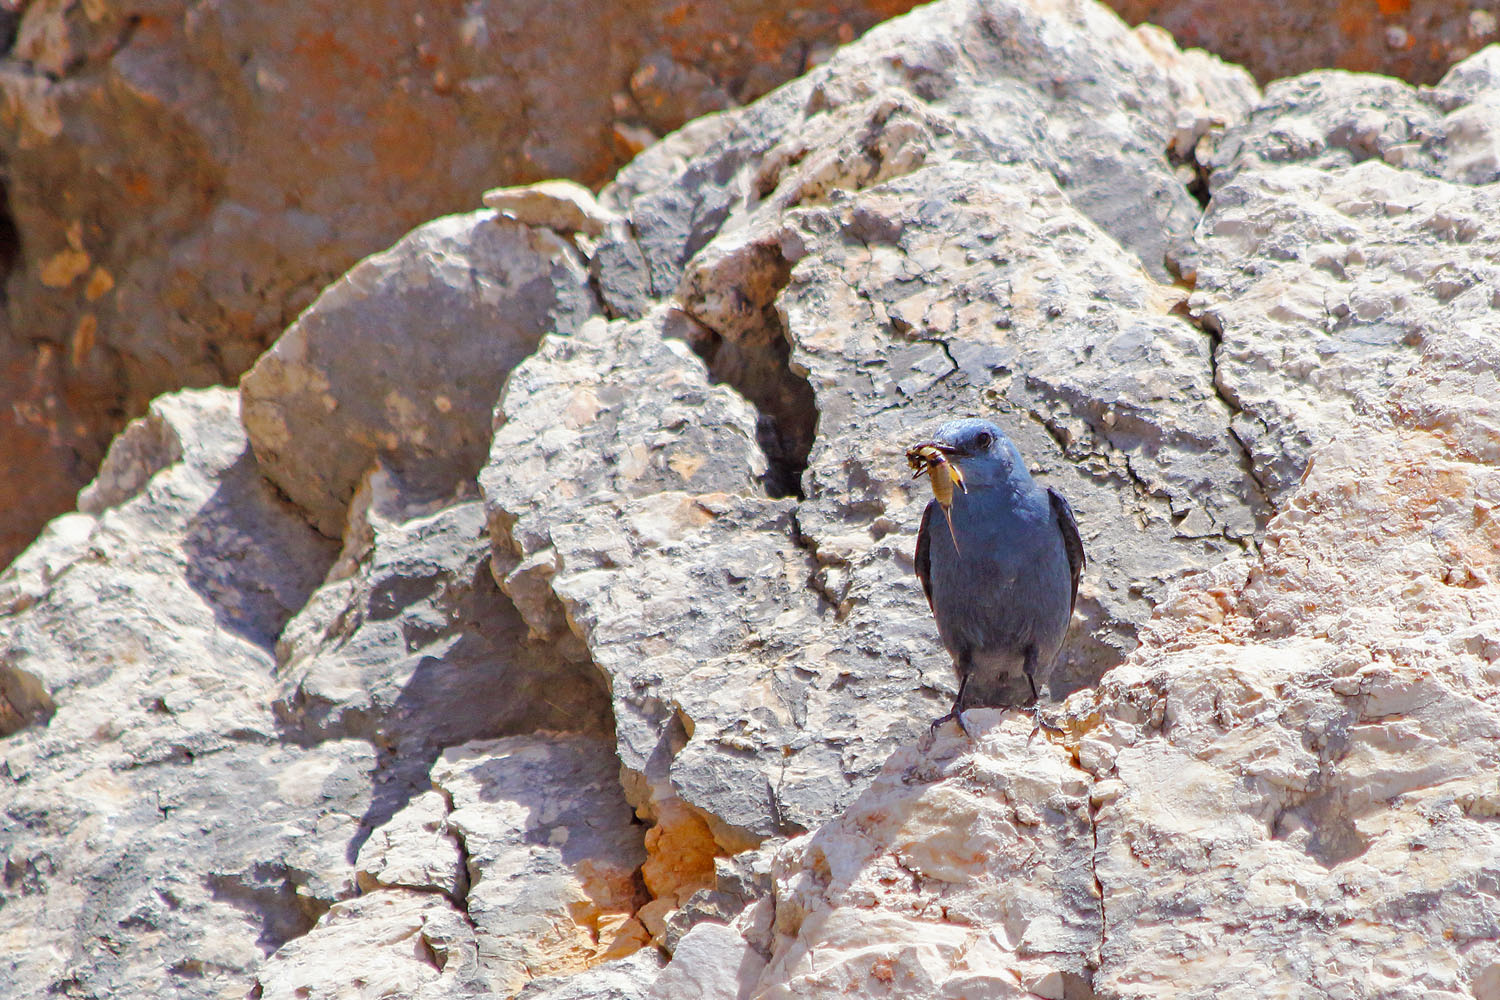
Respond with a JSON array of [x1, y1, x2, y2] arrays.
[[915, 501, 935, 611], [1048, 487, 1085, 615]]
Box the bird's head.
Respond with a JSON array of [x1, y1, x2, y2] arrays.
[[915, 418, 1029, 490]]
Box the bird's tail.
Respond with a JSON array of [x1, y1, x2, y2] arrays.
[[958, 648, 1037, 709]]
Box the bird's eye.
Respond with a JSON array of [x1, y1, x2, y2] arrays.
[[974, 432, 993, 450]]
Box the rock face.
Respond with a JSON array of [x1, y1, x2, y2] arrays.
[[4, 1, 1500, 999], [0, 0, 1494, 577], [1088, 425, 1500, 997], [1074, 47, 1500, 995], [0, 0, 926, 570], [255, 734, 649, 999], [0, 388, 368, 998], [490, 0, 1263, 875], [756, 713, 1100, 999]]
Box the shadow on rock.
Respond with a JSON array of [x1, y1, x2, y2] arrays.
[[266, 486, 615, 863], [182, 451, 339, 652]]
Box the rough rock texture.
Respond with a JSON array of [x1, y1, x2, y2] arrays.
[[271, 469, 611, 758], [5, 1, 1500, 998], [1196, 49, 1500, 504], [253, 891, 485, 1000], [1, 0, 1497, 577], [1071, 45, 1500, 996], [481, 0, 1264, 888], [0, 0, 925, 570], [255, 734, 649, 999], [756, 712, 1098, 999], [646, 34, 1500, 994], [517, 948, 668, 1000], [0, 388, 373, 998], [441, 736, 649, 993], [1089, 424, 1500, 997]]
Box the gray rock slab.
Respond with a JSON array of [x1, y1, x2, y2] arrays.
[[355, 789, 466, 899], [645, 922, 767, 1000], [516, 948, 667, 1000], [2, 739, 377, 1000], [14, 6, 1500, 1000], [0, 0, 918, 566], [480, 307, 767, 651], [597, 0, 1266, 692], [1085, 421, 1500, 998], [253, 890, 486, 1000], [1, 388, 333, 762], [597, 0, 1258, 300], [480, 305, 941, 846], [1195, 48, 1500, 504], [241, 211, 599, 538], [752, 712, 1099, 998]]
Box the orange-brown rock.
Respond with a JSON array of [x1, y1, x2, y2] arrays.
[[1109, 0, 1500, 84]]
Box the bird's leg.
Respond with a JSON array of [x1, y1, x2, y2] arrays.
[[929, 661, 973, 738], [1022, 646, 1064, 742]]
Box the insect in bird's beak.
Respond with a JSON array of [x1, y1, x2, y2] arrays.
[[906, 442, 966, 553]]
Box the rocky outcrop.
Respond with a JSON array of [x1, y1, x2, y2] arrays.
[[496, 0, 1263, 875], [0, 389, 365, 997], [0, 0, 1494, 575], [0, 0, 926, 570], [256, 734, 649, 999], [3, 1, 1499, 998], [239, 211, 600, 538], [756, 713, 1100, 998]]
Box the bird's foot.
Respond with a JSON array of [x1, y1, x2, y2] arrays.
[[1026, 706, 1066, 744], [928, 705, 974, 740]]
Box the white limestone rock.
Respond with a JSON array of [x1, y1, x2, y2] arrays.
[[749, 711, 1098, 999], [273, 467, 611, 757], [645, 921, 766, 1000], [483, 179, 622, 237], [434, 734, 651, 996], [516, 948, 668, 1000], [355, 790, 465, 898], [253, 890, 485, 1000], [0, 389, 372, 1000]]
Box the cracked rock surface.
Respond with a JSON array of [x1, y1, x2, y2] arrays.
[[240, 211, 601, 539], [476, 0, 1264, 889], [3, 1, 1500, 998]]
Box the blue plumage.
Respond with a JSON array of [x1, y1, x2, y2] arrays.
[[912, 419, 1084, 733]]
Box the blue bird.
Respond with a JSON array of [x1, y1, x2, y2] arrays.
[[910, 418, 1085, 735]]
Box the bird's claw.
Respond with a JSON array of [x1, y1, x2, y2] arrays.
[[928, 705, 973, 740], [1027, 707, 1066, 744]]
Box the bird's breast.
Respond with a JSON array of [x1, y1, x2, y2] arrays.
[[946, 486, 1053, 558]]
